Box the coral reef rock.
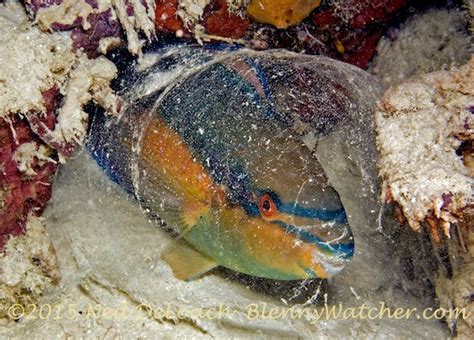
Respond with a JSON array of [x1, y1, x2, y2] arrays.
[[0, 0, 118, 316], [373, 8, 472, 87], [25, 0, 156, 55], [0, 215, 60, 319], [376, 57, 473, 235], [376, 57, 474, 337]]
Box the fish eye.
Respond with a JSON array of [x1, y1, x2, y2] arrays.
[[258, 193, 277, 218]]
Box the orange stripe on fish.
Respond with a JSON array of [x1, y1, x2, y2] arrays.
[[141, 117, 222, 229]]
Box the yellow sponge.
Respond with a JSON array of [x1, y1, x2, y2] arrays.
[[247, 0, 321, 29]]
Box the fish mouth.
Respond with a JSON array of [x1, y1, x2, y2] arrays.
[[268, 206, 354, 258], [178, 204, 354, 280], [272, 220, 354, 260], [309, 250, 347, 277]]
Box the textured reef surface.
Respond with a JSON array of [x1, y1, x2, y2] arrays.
[[0, 1, 118, 315], [376, 58, 474, 337], [0, 0, 472, 338]]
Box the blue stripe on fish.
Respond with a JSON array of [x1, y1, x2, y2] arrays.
[[253, 190, 347, 223], [278, 203, 347, 223], [239, 57, 279, 120], [240, 198, 347, 225], [244, 57, 273, 101], [203, 42, 242, 52]]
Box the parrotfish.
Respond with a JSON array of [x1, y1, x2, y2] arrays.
[[88, 45, 356, 281]]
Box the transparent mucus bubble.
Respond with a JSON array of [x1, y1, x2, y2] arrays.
[[88, 46, 380, 289]]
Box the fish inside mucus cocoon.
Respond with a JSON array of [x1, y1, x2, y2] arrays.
[[87, 45, 375, 281]]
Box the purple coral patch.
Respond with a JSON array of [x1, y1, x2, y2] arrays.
[[50, 16, 83, 31], [24, 0, 62, 15], [125, 0, 134, 16], [71, 9, 122, 57], [85, 0, 99, 9], [25, 1, 123, 56], [441, 193, 452, 209]]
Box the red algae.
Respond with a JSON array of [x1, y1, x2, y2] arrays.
[[203, 0, 249, 39], [155, 0, 186, 34], [0, 115, 58, 251]]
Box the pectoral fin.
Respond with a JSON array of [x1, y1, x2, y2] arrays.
[[161, 242, 217, 281]]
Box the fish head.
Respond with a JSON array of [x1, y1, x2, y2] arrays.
[[183, 129, 354, 281]]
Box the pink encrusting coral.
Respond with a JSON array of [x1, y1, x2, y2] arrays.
[[24, 0, 156, 55], [0, 115, 58, 251], [203, 0, 249, 39], [25, 88, 77, 158], [0, 1, 118, 253], [0, 86, 64, 250], [0, 0, 121, 318]]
